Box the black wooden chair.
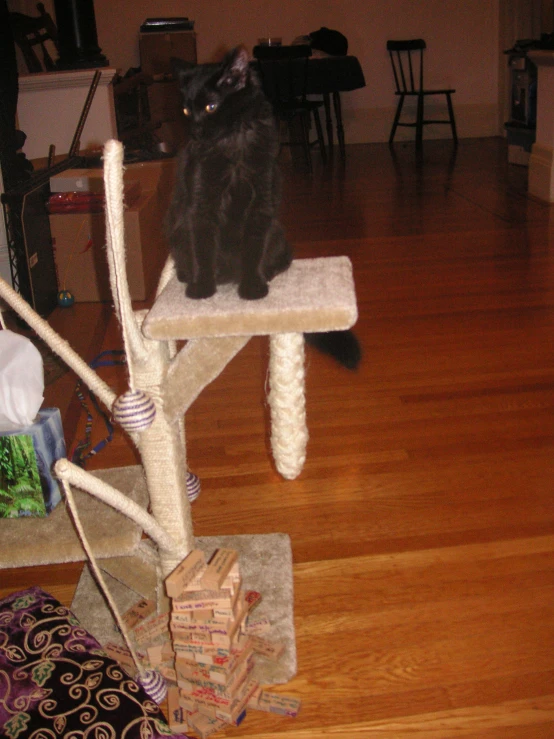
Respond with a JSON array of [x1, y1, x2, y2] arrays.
[[386, 39, 457, 148], [9, 2, 59, 73], [253, 44, 327, 170]]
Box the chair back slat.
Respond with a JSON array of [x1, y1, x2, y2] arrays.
[[387, 39, 426, 94], [385, 38, 457, 146]]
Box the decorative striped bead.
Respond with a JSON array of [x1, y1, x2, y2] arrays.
[[137, 669, 167, 704], [186, 471, 201, 502], [112, 390, 156, 432]]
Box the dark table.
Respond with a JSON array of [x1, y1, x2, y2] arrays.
[[305, 55, 366, 157]]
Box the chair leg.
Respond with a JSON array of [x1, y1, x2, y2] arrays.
[[416, 93, 424, 149], [312, 107, 327, 163], [323, 93, 333, 149], [332, 91, 345, 159], [389, 95, 405, 145], [298, 114, 313, 172], [446, 92, 458, 144]]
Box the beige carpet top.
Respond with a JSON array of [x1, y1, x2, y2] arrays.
[[142, 256, 358, 340], [0, 466, 147, 569]]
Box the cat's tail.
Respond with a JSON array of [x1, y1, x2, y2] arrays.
[[304, 330, 361, 370]]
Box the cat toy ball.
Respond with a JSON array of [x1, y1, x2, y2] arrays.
[[57, 289, 75, 307], [113, 389, 156, 432], [136, 669, 168, 704]]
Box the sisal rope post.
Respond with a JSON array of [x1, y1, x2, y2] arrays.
[[103, 139, 148, 367], [102, 140, 194, 576], [268, 332, 308, 480]]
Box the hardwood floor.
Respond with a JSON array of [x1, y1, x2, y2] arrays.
[[2, 137, 554, 736]]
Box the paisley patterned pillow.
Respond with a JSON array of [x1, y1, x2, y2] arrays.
[[0, 586, 189, 738]]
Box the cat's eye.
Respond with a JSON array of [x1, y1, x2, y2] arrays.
[[183, 107, 190, 116], [205, 103, 218, 113]]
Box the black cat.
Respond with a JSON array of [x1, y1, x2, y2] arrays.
[[166, 46, 291, 300], [166, 47, 361, 368]]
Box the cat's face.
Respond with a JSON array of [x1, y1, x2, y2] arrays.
[[173, 47, 254, 139]]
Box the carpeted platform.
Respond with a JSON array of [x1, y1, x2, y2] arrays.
[[71, 532, 296, 686], [0, 466, 147, 568]]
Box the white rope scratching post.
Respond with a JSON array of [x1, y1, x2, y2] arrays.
[[269, 333, 307, 479]]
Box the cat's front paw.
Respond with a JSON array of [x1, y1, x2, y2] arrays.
[[186, 281, 216, 299], [239, 279, 269, 300]]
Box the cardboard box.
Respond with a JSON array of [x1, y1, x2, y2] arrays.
[[146, 80, 188, 150], [0, 409, 66, 517], [49, 159, 176, 302], [139, 31, 197, 75]]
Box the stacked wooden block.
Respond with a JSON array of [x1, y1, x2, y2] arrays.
[[165, 547, 259, 736], [104, 547, 300, 737]]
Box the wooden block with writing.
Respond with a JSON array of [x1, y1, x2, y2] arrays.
[[147, 640, 175, 667], [173, 588, 235, 612], [188, 710, 227, 738], [178, 690, 197, 712], [250, 635, 285, 661], [132, 612, 169, 645], [245, 616, 272, 635], [192, 609, 214, 620], [200, 548, 238, 590], [165, 549, 206, 598], [104, 642, 137, 676], [167, 686, 190, 732], [122, 598, 156, 629], [158, 664, 177, 683], [256, 690, 301, 718]]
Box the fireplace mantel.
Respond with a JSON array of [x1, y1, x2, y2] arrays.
[[17, 67, 118, 161]]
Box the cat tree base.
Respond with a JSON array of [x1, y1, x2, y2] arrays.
[[72, 532, 296, 686]]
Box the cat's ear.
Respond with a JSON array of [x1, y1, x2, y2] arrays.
[[171, 56, 195, 84], [219, 47, 250, 90]]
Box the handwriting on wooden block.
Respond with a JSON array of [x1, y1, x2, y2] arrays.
[[165, 549, 206, 598], [168, 686, 190, 731], [132, 612, 169, 644], [201, 548, 238, 590], [188, 710, 227, 739], [173, 587, 235, 612], [256, 690, 301, 717], [245, 616, 271, 635], [178, 690, 197, 712], [250, 635, 285, 661], [122, 598, 156, 629], [104, 642, 137, 676]]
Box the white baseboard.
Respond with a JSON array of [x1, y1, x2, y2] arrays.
[[342, 102, 500, 145]]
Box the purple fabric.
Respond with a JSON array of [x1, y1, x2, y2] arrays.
[[0, 586, 190, 738]]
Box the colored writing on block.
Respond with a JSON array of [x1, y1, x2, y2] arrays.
[[166, 548, 206, 598], [257, 691, 302, 718], [201, 548, 238, 589], [132, 612, 169, 644], [122, 598, 156, 629]]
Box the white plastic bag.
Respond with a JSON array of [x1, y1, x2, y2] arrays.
[[0, 330, 44, 431]]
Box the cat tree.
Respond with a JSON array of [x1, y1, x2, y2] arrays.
[[0, 139, 357, 683]]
